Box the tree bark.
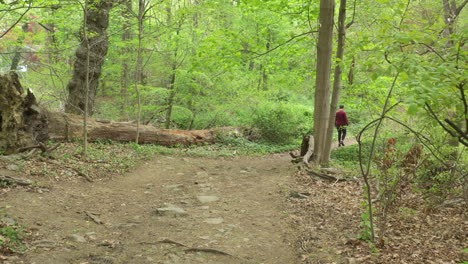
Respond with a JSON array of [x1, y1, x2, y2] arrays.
[[47, 112, 216, 146], [323, 0, 348, 163], [120, 0, 133, 121], [312, 0, 335, 164], [65, 0, 113, 116], [0, 72, 49, 154]]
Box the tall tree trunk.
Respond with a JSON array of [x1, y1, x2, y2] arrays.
[[165, 63, 178, 129], [441, 0, 467, 151], [82, 0, 92, 157], [120, 0, 132, 121], [323, 0, 348, 163], [348, 56, 355, 85], [135, 0, 148, 142], [65, 0, 113, 116], [164, 3, 182, 129], [312, 0, 335, 164]]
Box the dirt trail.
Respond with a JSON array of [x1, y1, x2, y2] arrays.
[[2, 153, 299, 264]]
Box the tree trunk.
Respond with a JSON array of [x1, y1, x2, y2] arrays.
[[46, 112, 216, 146], [0, 73, 218, 153], [0, 73, 49, 154], [164, 4, 182, 129], [312, 0, 335, 164], [323, 0, 348, 163], [65, 0, 113, 116], [120, 0, 132, 121], [10, 23, 29, 71]]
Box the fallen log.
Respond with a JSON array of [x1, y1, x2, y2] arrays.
[[0, 72, 218, 153], [46, 111, 216, 146]]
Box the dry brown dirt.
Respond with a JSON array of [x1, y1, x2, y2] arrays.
[[1, 153, 299, 264]]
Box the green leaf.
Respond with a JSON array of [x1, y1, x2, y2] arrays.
[[407, 104, 419, 115]]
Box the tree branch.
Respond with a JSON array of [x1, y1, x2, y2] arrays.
[[0, 2, 32, 39], [345, 0, 357, 28], [457, 82, 468, 132], [455, 0, 468, 16], [424, 103, 457, 137], [249, 31, 317, 60]]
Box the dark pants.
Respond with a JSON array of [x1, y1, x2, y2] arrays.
[[337, 126, 347, 145]]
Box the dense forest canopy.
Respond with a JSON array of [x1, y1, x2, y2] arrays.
[[0, 0, 466, 145]]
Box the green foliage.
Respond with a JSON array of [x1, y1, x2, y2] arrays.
[[331, 143, 359, 163], [358, 202, 374, 242], [0, 210, 28, 253], [171, 106, 194, 129], [252, 101, 312, 144]]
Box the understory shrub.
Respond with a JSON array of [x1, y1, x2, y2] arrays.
[[252, 102, 312, 144]]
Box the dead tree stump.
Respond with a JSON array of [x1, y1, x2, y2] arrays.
[[0, 72, 49, 154]]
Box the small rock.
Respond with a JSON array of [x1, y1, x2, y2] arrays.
[[227, 224, 237, 229], [289, 191, 310, 199], [85, 232, 97, 241], [153, 204, 188, 217], [36, 188, 50, 194], [31, 240, 57, 248], [196, 171, 209, 177], [117, 222, 140, 228], [1, 216, 16, 225], [204, 218, 224, 224], [197, 196, 219, 203], [240, 166, 255, 172], [165, 184, 184, 190], [5, 164, 19, 171], [67, 234, 86, 243]]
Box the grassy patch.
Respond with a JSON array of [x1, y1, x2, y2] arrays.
[[0, 210, 29, 254]]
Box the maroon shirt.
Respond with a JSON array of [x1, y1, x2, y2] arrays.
[[335, 109, 349, 127]]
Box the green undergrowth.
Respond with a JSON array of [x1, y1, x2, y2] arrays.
[[55, 137, 297, 168], [0, 209, 29, 254]]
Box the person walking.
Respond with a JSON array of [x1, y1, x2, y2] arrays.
[[335, 105, 349, 147]]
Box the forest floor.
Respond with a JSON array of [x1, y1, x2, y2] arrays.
[[0, 138, 466, 264]]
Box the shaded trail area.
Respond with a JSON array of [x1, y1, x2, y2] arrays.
[[3, 154, 299, 264]]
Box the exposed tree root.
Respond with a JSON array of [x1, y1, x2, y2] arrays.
[[157, 238, 239, 258], [0, 175, 33, 186], [307, 170, 347, 182]]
